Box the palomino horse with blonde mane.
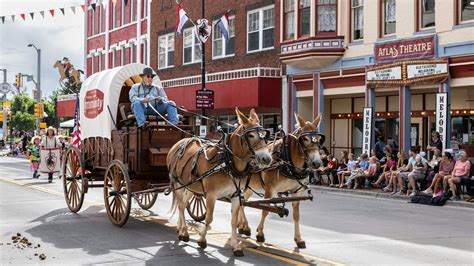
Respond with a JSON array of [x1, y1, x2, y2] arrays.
[[53, 60, 83, 86], [237, 113, 324, 248], [166, 108, 273, 256]]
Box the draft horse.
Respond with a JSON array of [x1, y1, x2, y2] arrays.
[[166, 108, 273, 256], [238, 113, 324, 248]]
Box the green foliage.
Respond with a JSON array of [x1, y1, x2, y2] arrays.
[[42, 96, 57, 127], [11, 94, 35, 114], [57, 78, 81, 95], [11, 111, 36, 131]]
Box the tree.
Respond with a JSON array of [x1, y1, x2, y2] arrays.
[[11, 111, 36, 131], [11, 94, 35, 114], [57, 78, 80, 95], [43, 97, 56, 127]]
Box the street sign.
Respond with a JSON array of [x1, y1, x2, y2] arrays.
[[362, 107, 373, 155], [39, 122, 47, 129], [0, 83, 12, 95], [196, 89, 214, 109]]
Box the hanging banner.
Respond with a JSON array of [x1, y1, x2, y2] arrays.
[[366, 66, 402, 81], [436, 93, 448, 151], [375, 36, 435, 63], [195, 19, 212, 43], [39, 148, 61, 173], [362, 107, 373, 156]]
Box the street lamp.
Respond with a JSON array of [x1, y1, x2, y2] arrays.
[[27, 44, 41, 132]]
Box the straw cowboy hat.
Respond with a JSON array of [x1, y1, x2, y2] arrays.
[[31, 136, 41, 143], [46, 126, 57, 136]]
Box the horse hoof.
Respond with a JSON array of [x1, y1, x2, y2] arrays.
[[238, 228, 244, 235], [198, 241, 207, 249], [243, 229, 251, 237], [296, 241, 306, 249], [178, 235, 189, 242], [233, 249, 244, 257], [256, 235, 265, 243]]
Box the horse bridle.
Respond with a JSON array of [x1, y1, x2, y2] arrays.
[[240, 126, 270, 154], [294, 129, 325, 158]]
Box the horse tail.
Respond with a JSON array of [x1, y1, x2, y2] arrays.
[[168, 181, 179, 217], [78, 69, 84, 74]]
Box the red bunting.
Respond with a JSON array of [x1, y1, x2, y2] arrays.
[[20, 13, 26, 21], [50, 9, 55, 17], [81, 5, 86, 12]]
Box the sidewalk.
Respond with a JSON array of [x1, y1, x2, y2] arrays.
[[0, 148, 28, 159], [309, 184, 474, 209]]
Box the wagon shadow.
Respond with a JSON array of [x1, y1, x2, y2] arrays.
[[24, 206, 263, 264]]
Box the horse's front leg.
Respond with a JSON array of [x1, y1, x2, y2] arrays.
[[230, 196, 244, 257], [238, 189, 252, 237], [197, 194, 216, 249], [292, 191, 306, 248], [256, 189, 273, 242]]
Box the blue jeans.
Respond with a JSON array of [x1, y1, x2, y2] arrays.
[[132, 100, 179, 126]]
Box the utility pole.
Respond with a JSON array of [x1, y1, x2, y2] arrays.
[[0, 69, 6, 83], [201, 0, 206, 118], [28, 44, 42, 133]]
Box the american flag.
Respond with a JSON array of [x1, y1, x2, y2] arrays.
[[72, 97, 81, 148]]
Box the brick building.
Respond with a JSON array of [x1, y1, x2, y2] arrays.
[[150, 0, 283, 132]]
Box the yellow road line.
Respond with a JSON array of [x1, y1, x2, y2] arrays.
[[0, 176, 344, 265]]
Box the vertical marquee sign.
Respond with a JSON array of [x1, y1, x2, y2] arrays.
[[436, 93, 447, 151], [362, 107, 373, 155]]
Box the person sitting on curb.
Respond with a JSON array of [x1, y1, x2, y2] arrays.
[[444, 151, 471, 200], [129, 67, 179, 129], [406, 154, 428, 197], [394, 148, 428, 196], [372, 155, 396, 191], [337, 153, 356, 188], [343, 153, 369, 189], [355, 156, 379, 189], [423, 151, 455, 196]]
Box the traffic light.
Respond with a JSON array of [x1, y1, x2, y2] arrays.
[[7, 111, 11, 120], [34, 103, 39, 118], [34, 103, 44, 118], [0, 111, 3, 121], [15, 73, 22, 87]]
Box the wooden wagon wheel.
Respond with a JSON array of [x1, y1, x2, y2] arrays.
[[186, 193, 207, 222], [62, 146, 86, 213], [135, 191, 158, 210], [103, 160, 131, 227]]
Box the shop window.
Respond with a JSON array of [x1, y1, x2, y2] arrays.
[[247, 5, 274, 53], [183, 28, 202, 64], [299, 0, 311, 37], [381, 0, 396, 36], [284, 0, 295, 40], [316, 0, 337, 34], [351, 0, 364, 41], [452, 116, 474, 147], [158, 33, 174, 69], [418, 0, 435, 30], [212, 16, 235, 59], [458, 0, 474, 23], [352, 119, 363, 156]]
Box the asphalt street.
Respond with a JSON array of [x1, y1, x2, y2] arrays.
[[0, 156, 473, 265]]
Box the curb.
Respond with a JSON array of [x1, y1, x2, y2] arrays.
[[308, 185, 474, 209]]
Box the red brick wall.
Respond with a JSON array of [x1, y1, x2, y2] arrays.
[[150, 0, 281, 80]]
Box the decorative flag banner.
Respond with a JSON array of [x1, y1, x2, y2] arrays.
[[29, 12, 34, 19], [50, 9, 55, 17], [60, 8, 65, 15], [1, 17, 5, 24], [40, 11, 45, 18], [112, 0, 117, 4], [71, 6, 76, 14], [81, 4, 86, 12], [0, 4, 86, 24], [216, 11, 230, 42], [11, 15, 15, 22], [20, 14, 26, 21], [175, 4, 189, 36]]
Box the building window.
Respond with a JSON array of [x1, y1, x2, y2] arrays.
[[299, 0, 310, 37], [98, 52, 103, 71], [121, 46, 125, 66], [91, 54, 95, 73], [112, 2, 116, 28], [212, 16, 235, 59], [459, 0, 474, 23], [419, 0, 435, 29], [131, 0, 136, 22], [91, 8, 95, 35], [143, 39, 148, 65], [316, 0, 337, 34], [158, 34, 174, 68], [111, 49, 116, 68], [144, 0, 148, 18], [247, 5, 274, 53], [382, 0, 396, 36], [351, 0, 364, 40], [183, 28, 202, 64], [284, 0, 295, 40], [122, 0, 127, 25]]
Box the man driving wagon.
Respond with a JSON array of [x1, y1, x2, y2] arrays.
[[129, 67, 179, 128]]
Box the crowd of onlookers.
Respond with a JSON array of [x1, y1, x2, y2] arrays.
[[310, 132, 473, 202], [9, 127, 68, 183]]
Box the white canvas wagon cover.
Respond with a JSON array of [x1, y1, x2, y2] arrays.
[[79, 63, 161, 140]]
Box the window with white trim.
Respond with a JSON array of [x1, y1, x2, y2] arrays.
[[284, 0, 295, 40], [99, 5, 103, 33], [91, 8, 95, 35], [122, 0, 127, 25], [158, 33, 174, 69], [382, 0, 396, 36], [419, 0, 435, 29], [144, 0, 149, 18], [131, 0, 136, 22], [247, 5, 274, 53], [130, 42, 136, 63], [212, 16, 235, 59], [121, 46, 125, 66], [91, 54, 95, 73], [183, 28, 202, 64], [111, 48, 116, 67], [351, 0, 364, 40], [98, 52, 102, 71], [299, 0, 310, 37], [459, 0, 474, 22], [112, 2, 117, 28], [143, 39, 148, 65]]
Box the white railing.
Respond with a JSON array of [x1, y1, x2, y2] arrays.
[[161, 66, 281, 88]]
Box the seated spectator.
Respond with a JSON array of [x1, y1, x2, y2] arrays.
[[355, 156, 379, 189], [338, 153, 356, 188], [343, 153, 369, 189], [372, 155, 396, 191], [425, 148, 442, 184], [326, 154, 338, 186], [312, 148, 329, 184], [394, 148, 428, 196], [406, 155, 429, 197], [332, 151, 348, 183], [444, 151, 471, 200], [423, 151, 454, 195]]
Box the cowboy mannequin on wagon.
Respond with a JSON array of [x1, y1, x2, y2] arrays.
[[129, 67, 179, 128]]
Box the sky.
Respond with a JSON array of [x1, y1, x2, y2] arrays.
[[0, 0, 84, 99]]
